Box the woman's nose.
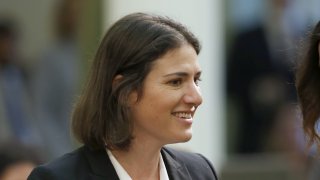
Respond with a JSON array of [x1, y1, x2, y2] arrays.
[[183, 83, 202, 107]]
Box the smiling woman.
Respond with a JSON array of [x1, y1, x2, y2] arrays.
[[28, 12, 218, 180]]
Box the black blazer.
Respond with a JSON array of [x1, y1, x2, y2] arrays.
[[28, 146, 218, 180]]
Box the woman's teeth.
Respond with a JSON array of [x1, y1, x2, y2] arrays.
[[173, 112, 192, 119]]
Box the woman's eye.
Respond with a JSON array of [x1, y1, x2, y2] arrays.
[[168, 79, 182, 86], [194, 78, 202, 86]]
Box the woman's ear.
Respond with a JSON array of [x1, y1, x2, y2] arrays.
[[112, 74, 123, 89], [112, 74, 138, 106]]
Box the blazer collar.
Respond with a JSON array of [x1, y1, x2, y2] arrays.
[[161, 147, 192, 180], [83, 146, 192, 180], [83, 146, 119, 180]]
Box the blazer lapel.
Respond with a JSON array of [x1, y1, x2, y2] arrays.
[[161, 148, 192, 180], [82, 146, 193, 180], [83, 146, 119, 180]]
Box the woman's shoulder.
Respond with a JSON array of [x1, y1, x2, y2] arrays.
[[162, 146, 212, 164], [162, 147, 218, 179], [27, 146, 88, 180]]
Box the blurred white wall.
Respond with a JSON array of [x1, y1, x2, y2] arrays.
[[103, 0, 226, 171]]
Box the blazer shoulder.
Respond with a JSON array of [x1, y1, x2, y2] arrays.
[[162, 147, 212, 167], [162, 147, 218, 180], [28, 146, 88, 180]]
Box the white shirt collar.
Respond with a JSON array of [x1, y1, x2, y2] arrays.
[[107, 149, 169, 180], [159, 152, 170, 180]]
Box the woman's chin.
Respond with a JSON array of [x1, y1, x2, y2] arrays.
[[173, 131, 193, 144]]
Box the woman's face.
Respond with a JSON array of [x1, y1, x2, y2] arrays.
[[129, 44, 202, 147]]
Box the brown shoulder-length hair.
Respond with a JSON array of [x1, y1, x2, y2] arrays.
[[296, 21, 320, 148], [72, 12, 200, 150]]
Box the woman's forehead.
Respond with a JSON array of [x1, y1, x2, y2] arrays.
[[147, 45, 200, 74]]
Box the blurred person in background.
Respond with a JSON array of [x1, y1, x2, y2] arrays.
[[0, 18, 42, 146], [0, 141, 42, 180], [32, 0, 81, 159], [295, 20, 320, 180], [227, 0, 304, 154]]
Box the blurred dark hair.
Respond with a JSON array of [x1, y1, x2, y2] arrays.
[[72, 12, 200, 150], [0, 19, 16, 39], [295, 21, 320, 148], [54, 0, 79, 38]]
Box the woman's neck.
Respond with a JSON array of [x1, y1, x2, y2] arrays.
[[110, 140, 162, 180]]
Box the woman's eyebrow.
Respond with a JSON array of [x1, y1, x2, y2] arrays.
[[163, 72, 188, 77], [163, 71, 202, 78]]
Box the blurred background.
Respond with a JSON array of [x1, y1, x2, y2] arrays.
[[0, 0, 319, 179]]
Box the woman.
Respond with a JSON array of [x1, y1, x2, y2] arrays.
[[28, 12, 218, 180], [296, 21, 320, 149]]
